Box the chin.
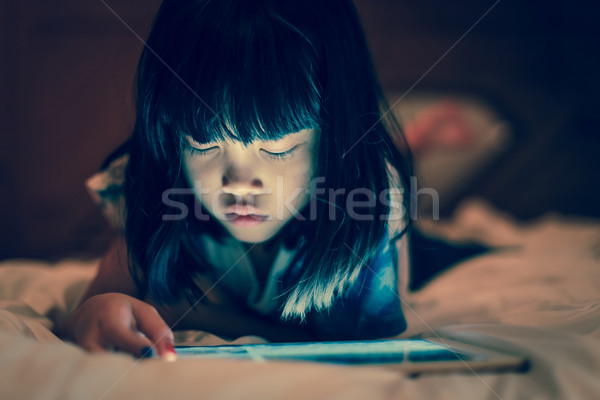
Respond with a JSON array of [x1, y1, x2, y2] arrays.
[[227, 224, 280, 244]]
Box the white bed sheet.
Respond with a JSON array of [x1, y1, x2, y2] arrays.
[[1, 199, 599, 400]]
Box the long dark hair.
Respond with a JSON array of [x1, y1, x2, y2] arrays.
[[124, 0, 412, 321]]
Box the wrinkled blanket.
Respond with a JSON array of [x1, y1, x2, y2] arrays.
[[1, 199, 599, 400]]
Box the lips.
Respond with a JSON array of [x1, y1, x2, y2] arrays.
[[224, 213, 269, 221], [223, 205, 268, 217], [224, 213, 270, 228]]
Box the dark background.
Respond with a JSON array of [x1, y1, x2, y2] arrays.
[[1, 0, 599, 260]]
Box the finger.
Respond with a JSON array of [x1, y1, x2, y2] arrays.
[[81, 342, 107, 353], [79, 336, 109, 354], [132, 303, 176, 361], [101, 322, 155, 359]]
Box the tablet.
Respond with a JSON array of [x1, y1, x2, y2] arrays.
[[174, 332, 528, 375]]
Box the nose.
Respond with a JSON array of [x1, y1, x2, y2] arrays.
[[221, 167, 264, 197]]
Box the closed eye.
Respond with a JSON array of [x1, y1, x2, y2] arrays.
[[188, 145, 220, 156], [260, 144, 302, 161]]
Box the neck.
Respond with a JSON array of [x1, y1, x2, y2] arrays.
[[241, 235, 284, 285], [242, 234, 283, 255]]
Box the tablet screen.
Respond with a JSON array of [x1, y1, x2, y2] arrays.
[[175, 339, 479, 365]]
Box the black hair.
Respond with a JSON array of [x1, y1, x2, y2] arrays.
[[124, 0, 412, 321]]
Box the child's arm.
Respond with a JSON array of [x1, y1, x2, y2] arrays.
[[56, 238, 314, 356], [54, 238, 176, 360], [152, 296, 315, 343]]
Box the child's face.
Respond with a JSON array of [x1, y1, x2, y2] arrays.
[[183, 128, 319, 243]]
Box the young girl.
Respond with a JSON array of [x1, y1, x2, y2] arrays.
[[59, 0, 418, 360]]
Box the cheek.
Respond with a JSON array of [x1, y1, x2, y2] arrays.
[[276, 159, 313, 206], [183, 156, 221, 204], [282, 153, 312, 182]]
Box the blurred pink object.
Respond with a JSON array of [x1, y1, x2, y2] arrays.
[[404, 101, 475, 155]]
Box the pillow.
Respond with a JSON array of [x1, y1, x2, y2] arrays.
[[385, 91, 514, 217]]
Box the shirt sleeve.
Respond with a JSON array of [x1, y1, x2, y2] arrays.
[[307, 230, 408, 340], [85, 154, 129, 231]]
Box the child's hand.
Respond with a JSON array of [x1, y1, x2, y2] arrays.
[[67, 292, 176, 360]]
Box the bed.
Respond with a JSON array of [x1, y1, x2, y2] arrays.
[[1, 198, 599, 399]]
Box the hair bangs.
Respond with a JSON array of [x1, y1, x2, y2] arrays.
[[156, 1, 322, 148]]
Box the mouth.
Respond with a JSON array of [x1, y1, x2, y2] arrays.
[[224, 213, 269, 221], [224, 205, 267, 216], [224, 204, 268, 219], [224, 213, 270, 227]]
